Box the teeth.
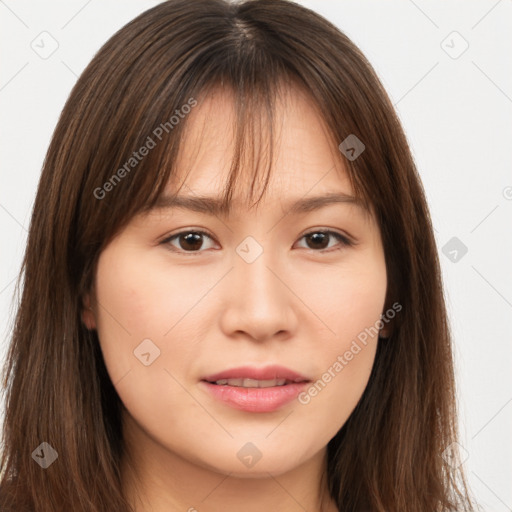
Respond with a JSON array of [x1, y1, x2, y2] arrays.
[[214, 378, 287, 388]]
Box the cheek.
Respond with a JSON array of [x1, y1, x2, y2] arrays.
[[93, 245, 172, 379], [93, 245, 207, 433], [93, 244, 221, 382], [293, 257, 386, 431], [294, 249, 387, 346]]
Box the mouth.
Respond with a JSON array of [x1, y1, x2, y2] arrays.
[[199, 365, 311, 413]]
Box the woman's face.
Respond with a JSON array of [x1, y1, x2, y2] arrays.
[[85, 85, 388, 478]]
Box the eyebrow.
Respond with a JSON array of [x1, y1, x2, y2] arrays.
[[151, 192, 368, 217]]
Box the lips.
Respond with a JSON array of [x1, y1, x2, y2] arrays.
[[201, 364, 311, 385], [200, 365, 312, 412]]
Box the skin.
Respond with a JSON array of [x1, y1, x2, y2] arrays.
[[83, 83, 389, 512]]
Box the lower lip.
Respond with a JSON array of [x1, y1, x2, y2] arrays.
[[200, 381, 309, 413]]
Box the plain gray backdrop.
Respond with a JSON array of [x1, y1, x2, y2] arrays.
[[1, 1, 511, 510]]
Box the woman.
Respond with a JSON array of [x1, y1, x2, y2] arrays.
[[0, 0, 477, 510]]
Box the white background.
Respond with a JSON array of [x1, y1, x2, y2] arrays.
[[1, 1, 511, 510]]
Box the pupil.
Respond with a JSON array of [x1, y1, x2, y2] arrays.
[[307, 232, 328, 249]]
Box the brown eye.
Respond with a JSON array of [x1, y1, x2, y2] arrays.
[[297, 230, 352, 252], [163, 230, 216, 253], [305, 232, 329, 250], [178, 232, 204, 251]]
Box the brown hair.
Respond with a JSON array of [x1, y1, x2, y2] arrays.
[[0, 0, 476, 510]]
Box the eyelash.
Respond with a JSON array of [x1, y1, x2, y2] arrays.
[[160, 229, 354, 256]]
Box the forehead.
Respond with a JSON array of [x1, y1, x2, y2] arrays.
[[164, 83, 359, 212]]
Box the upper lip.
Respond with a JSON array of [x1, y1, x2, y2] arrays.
[[202, 365, 311, 383]]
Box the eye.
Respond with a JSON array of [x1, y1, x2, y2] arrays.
[[295, 230, 353, 252], [162, 230, 217, 254]]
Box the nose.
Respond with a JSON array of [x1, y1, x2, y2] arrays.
[[218, 246, 298, 342]]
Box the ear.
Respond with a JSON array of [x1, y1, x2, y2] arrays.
[[379, 322, 392, 339], [378, 301, 396, 340], [81, 292, 97, 330]]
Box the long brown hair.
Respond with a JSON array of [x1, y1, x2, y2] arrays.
[[0, 0, 477, 510]]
